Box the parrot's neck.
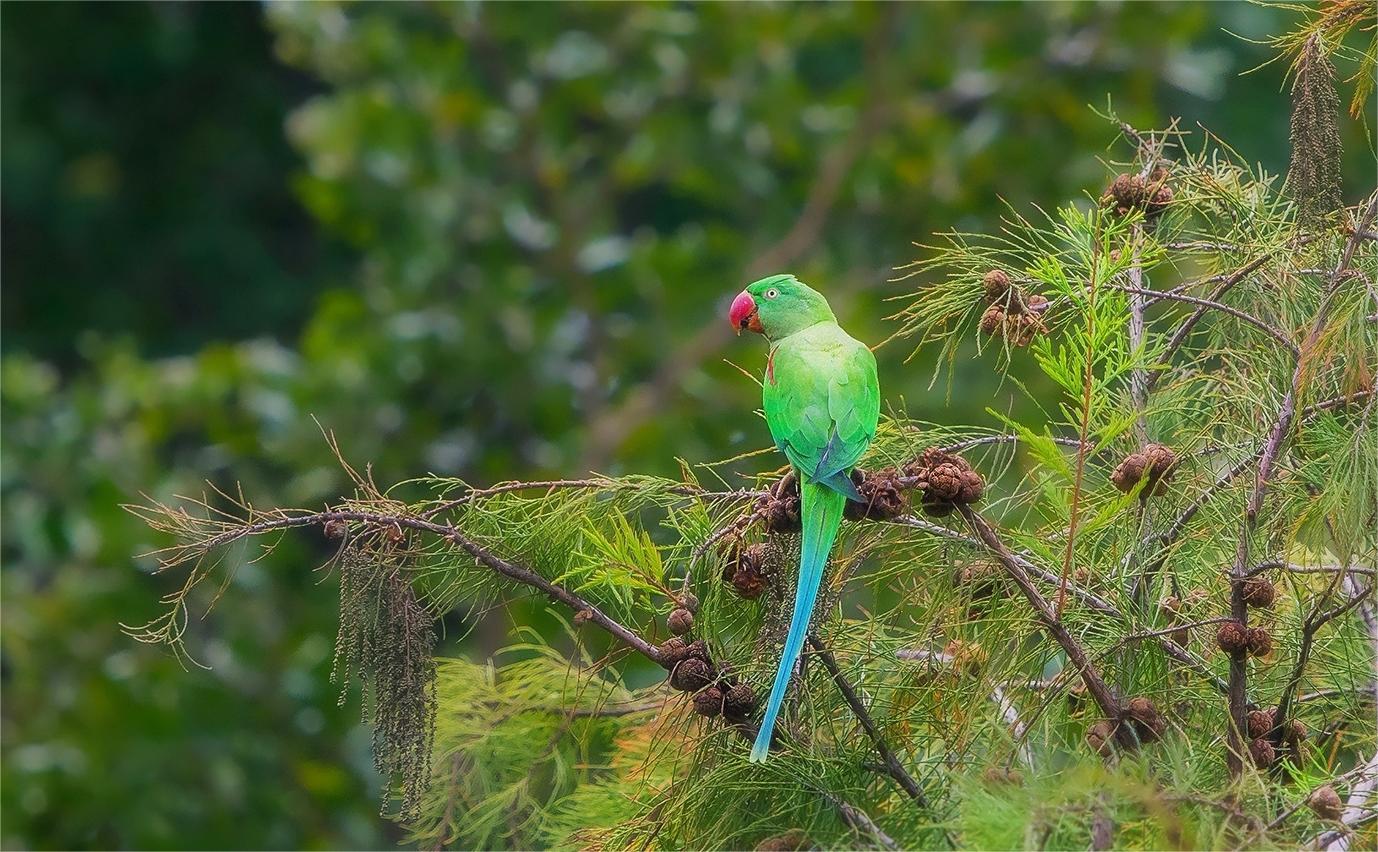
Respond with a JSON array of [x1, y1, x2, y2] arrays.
[[765, 316, 836, 344]]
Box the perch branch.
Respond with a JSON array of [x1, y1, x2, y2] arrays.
[[136, 505, 671, 667]]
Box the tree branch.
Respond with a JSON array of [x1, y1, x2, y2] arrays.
[[1225, 194, 1378, 775], [1109, 284, 1300, 356], [955, 505, 1133, 747], [808, 635, 932, 809]]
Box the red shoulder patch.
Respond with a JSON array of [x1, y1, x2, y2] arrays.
[[766, 347, 778, 386]]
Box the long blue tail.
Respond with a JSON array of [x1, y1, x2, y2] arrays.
[[750, 480, 847, 762]]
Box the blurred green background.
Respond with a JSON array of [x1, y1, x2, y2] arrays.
[[2, 2, 1372, 849]]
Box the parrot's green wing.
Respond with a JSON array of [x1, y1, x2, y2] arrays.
[[762, 323, 879, 491]]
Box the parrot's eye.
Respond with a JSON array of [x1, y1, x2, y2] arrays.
[[765, 288, 779, 299]]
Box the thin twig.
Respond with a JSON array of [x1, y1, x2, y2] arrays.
[[956, 505, 1131, 745], [1145, 248, 1301, 393], [1225, 194, 1378, 776], [808, 635, 937, 814], [887, 514, 1229, 694], [821, 789, 900, 851], [1109, 284, 1300, 356]]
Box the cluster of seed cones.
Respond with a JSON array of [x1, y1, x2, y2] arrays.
[[722, 542, 773, 599], [658, 594, 759, 722], [1215, 620, 1274, 658], [756, 473, 803, 534], [738, 450, 989, 527], [1086, 696, 1167, 757], [1216, 573, 1279, 659], [658, 635, 758, 722], [1245, 705, 1308, 769], [979, 269, 1049, 346], [1102, 168, 1173, 221], [904, 447, 985, 517], [844, 467, 910, 520]]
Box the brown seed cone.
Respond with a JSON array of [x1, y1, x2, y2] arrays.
[[1249, 737, 1276, 768], [1146, 184, 1174, 219], [944, 639, 988, 678], [982, 766, 1025, 786], [759, 474, 802, 534], [1242, 577, 1277, 608], [1112, 443, 1179, 496], [682, 639, 709, 662], [1217, 620, 1249, 654], [1122, 696, 1166, 743], [669, 657, 716, 692], [983, 269, 1013, 304], [979, 304, 1006, 335], [956, 560, 1002, 599], [692, 685, 723, 718], [1108, 173, 1143, 211], [755, 830, 810, 852], [1086, 719, 1119, 757], [958, 468, 985, 503], [679, 593, 700, 614], [722, 682, 758, 720], [1247, 626, 1274, 658], [323, 519, 349, 540], [925, 462, 969, 502], [906, 449, 985, 508], [1309, 785, 1343, 821], [667, 607, 694, 636], [658, 637, 688, 669], [1247, 708, 1276, 740], [844, 468, 910, 521], [725, 543, 770, 599], [1289, 718, 1307, 741], [1111, 453, 1149, 492]]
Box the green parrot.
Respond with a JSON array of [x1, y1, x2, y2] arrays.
[[728, 273, 880, 762]]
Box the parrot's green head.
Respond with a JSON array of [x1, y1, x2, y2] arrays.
[[729, 274, 836, 340]]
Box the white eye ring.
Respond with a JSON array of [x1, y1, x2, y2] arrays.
[[765, 288, 779, 299]]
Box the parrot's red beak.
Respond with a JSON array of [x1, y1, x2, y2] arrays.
[[729, 291, 762, 335]]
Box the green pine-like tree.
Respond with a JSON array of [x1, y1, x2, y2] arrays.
[[130, 3, 1376, 848]]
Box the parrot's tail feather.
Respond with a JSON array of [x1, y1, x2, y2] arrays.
[[750, 481, 847, 762]]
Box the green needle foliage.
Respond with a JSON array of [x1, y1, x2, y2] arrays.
[[128, 5, 1375, 850]]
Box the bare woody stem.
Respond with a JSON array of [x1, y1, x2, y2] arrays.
[[1224, 194, 1378, 776], [1144, 241, 1315, 393], [956, 504, 1133, 745], [198, 508, 671, 667], [1271, 575, 1374, 751], [808, 634, 931, 807], [890, 514, 1229, 695], [1109, 284, 1300, 356]]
